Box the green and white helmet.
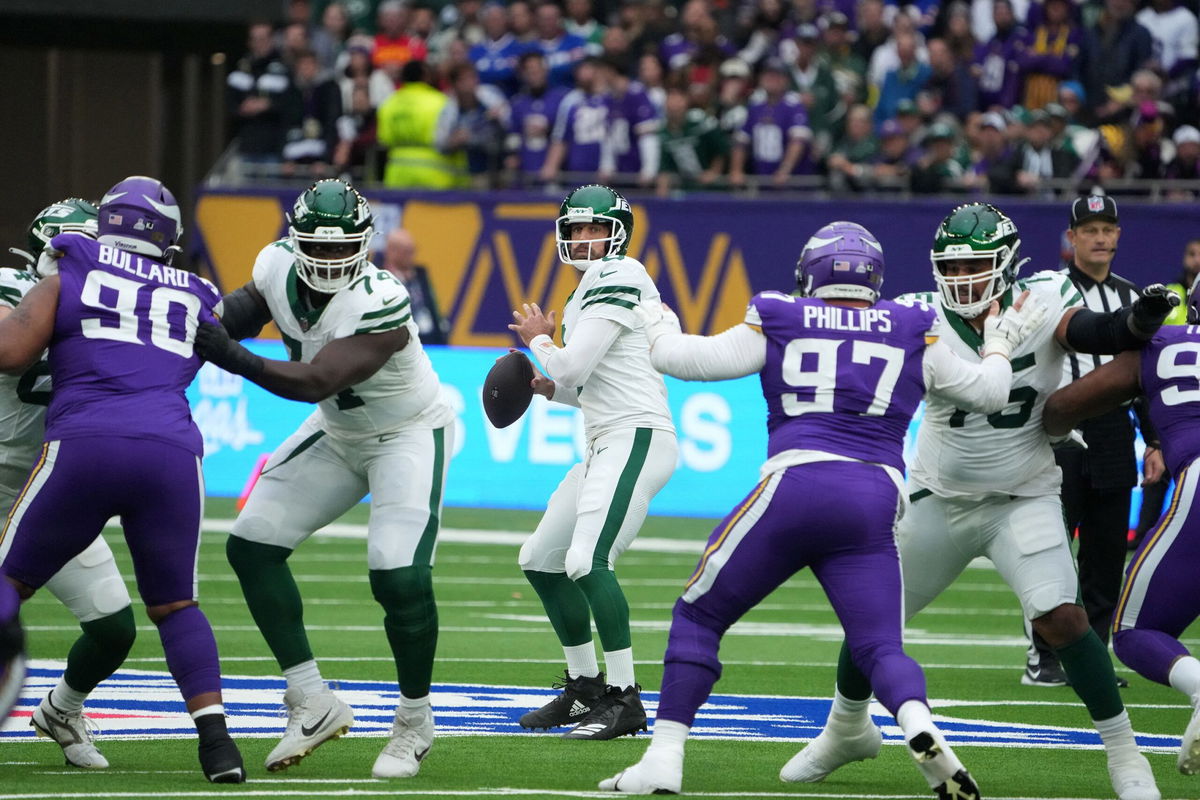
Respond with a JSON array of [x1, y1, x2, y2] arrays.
[[555, 184, 634, 271], [931, 202, 1025, 318], [289, 179, 374, 293], [9, 197, 98, 269]]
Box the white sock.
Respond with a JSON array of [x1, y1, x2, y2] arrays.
[[399, 694, 430, 710], [283, 659, 327, 696], [1095, 709, 1139, 755], [1168, 655, 1200, 704], [895, 699, 934, 740], [647, 719, 689, 757], [564, 642, 600, 679], [828, 686, 872, 728], [604, 647, 636, 689], [190, 704, 225, 720], [49, 680, 88, 714]]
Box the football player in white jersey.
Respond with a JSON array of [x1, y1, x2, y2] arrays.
[[2, 200, 135, 770], [507, 184, 677, 740], [195, 180, 455, 779], [784, 203, 1178, 800]]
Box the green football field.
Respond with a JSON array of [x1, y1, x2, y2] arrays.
[[2, 497, 1198, 799]]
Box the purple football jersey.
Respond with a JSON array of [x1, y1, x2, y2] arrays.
[[609, 83, 660, 174], [1140, 326, 1200, 476], [737, 94, 813, 175], [552, 89, 609, 172], [751, 293, 935, 471], [510, 86, 568, 174], [45, 234, 221, 456]]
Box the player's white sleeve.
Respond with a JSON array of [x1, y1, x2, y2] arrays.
[[650, 324, 765, 380], [922, 339, 1012, 413], [549, 382, 582, 407], [529, 316, 623, 388]]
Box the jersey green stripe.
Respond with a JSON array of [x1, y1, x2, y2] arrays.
[[1058, 278, 1074, 295], [0, 286, 22, 305], [355, 315, 410, 335], [581, 296, 637, 311], [261, 429, 326, 476], [1064, 290, 1084, 307], [413, 426, 447, 567], [582, 284, 641, 300], [360, 297, 411, 320], [591, 428, 653, 570], [1010, 353, 1036, 372]]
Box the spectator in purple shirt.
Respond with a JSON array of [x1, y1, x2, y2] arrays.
[[730, 58, 814, 188], [506, 50, 570, 181], [972, 0, 1027, 111]]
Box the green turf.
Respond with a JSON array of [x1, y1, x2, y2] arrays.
[[5, 502, 1198, 799]]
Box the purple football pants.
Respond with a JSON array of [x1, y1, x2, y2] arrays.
[[0, 436, 203, 607], [1112, 464, 1199, 685], [657, 461, 927, 726]]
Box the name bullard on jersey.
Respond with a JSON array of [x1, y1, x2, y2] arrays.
[[97, 244, 191, 289]]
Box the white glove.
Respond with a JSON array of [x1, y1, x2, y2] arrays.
[[983, 292, 1048, 360], [636, 300, 682, 349]]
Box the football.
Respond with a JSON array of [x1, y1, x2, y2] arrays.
[[482, 351, 535, 428]]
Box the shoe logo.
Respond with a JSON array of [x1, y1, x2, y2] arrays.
[[301, 710, 333, 737], [35, 712, 82, 744], [569, 700, 590, 717]]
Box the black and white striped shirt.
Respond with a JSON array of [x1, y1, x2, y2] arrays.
[[1058, 264, 1141, 386]]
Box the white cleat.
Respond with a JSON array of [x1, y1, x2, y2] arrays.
[[372, 704, 435, 779], [265, 687, 354, 772], [30, 695, 109, 769], [780, 723, 882, 783], [1180, 702, 1200, 775], [1108, 751, 1161, 800], [599, 749, 683, 795]]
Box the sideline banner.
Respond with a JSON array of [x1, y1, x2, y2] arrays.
[[193, 189, 1198, 346]]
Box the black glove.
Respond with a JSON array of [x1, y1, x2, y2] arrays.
[[195, 321, 264, 379], [1129, 283, 1182, 338]]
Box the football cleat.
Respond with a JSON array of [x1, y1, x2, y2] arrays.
[[265, 687, 354, 771], [599, 748, 683, 794], [519, 671, 607, 730], [372, 704, 434, 778], [1180, 701, 1200, 775], [908, 731, 981, 800], [1107, 750, 1160, 800], [779, 722, 882, 782], [31, 694, 109, 769], [199, 732, 246, 783], [562, 684, 647, 740], [1021, 658, 1068, 687]]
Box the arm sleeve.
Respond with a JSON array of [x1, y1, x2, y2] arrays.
[[528, 316, 622, 388], [922, 339, 1013, 413], [1064, 307, 1147, 354], [550, 381, 582, 407], [650, 323, 766, 380]]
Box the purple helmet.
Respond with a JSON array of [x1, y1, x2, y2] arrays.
[[795, 221, 885, 302], [97, 176, 183, 261]]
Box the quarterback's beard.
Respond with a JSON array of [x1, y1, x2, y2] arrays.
[[571, 241, 602, 261]]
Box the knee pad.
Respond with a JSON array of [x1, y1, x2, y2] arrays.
[[564, 546, 594, 582], [86, 575, 132, 621]]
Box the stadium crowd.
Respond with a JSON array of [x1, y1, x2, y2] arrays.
[[225, 0, 1200, 195]]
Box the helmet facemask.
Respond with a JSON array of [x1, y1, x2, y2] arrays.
[[291, 224, 374, 293], [932, 241, 1019, 318], [556, 212, 627, 271]]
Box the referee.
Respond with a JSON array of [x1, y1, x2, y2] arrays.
[[1026, 194, 1162, 687]]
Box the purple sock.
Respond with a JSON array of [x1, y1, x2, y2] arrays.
[[157, 605, 222, 701]]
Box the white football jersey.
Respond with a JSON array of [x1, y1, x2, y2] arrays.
[[560, 255, 674, 440], [0, 268, 49, 495], [902, 270, 1085, 498], [251, 240, 455, 440]]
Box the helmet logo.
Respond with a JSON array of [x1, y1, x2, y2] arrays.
[[833, 260, 851, 272], [107, 213, 123, 226], [566, 207, 593, 221]]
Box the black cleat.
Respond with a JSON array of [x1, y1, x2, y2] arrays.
[[1021, 659, 1067, 687], [519, 671, 607, 730], [199, 734, 246, 783], [562, 684, 648, 740]]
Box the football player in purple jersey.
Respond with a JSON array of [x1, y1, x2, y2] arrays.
[[599, 220, 1049, 797], [0, 176, 244, 783], [1044, 285, 1200, 777]]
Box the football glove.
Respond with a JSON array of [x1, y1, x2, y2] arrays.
[[637, 301, 681, 349], [1129, 283, 1182, 337], [195, 321, 264, 379], [983, 293, 1048, 360], [1049, 429, 1088, 450]]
